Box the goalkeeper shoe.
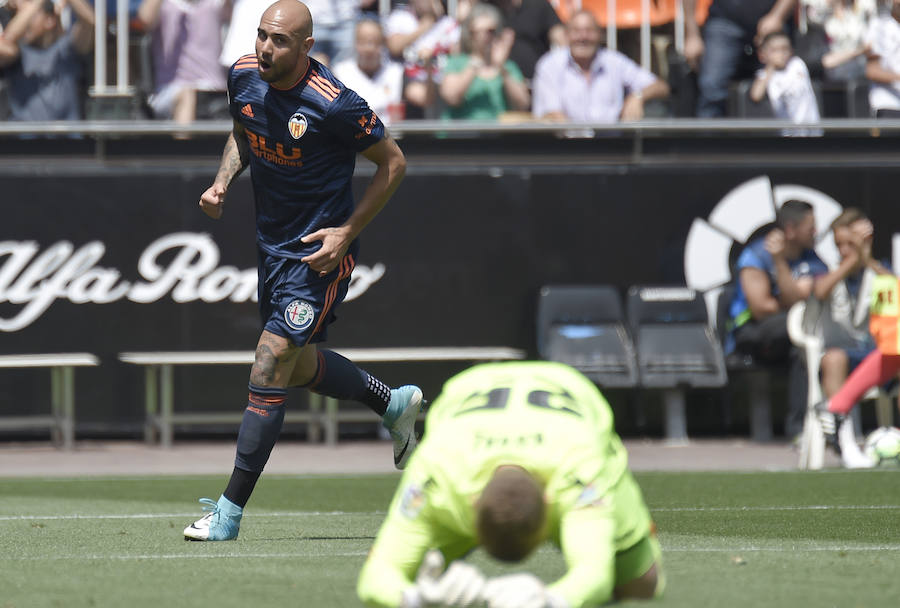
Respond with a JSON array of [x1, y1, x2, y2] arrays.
[[184, 496, 242, 541], [383, 385, 423, 470]]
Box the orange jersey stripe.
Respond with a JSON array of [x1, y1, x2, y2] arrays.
[[307, 79, 337, 101], [311, 73, 340, 96]]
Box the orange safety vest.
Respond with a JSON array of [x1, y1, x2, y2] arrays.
[[869, 274, 900, 355]]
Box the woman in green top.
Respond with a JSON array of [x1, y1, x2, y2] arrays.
[[439, 2, 531, 120]]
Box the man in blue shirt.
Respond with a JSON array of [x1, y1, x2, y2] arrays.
[[183, 0, 420, 542], [729, 199, 827, 438]]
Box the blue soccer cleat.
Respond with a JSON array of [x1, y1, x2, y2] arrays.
[[183, 496, 242, 541], [383, 385, 424, 470]]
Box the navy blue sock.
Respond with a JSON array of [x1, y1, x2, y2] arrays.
[[233, 384, 287, 474], [302, 349, 390, 416], [223, 467, 259, 508]]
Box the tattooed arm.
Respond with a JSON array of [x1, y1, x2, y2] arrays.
[[198, 122, 251, 219]]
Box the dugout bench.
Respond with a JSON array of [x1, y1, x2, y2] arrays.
[[0, 353, 100, 450], [119, 347, 526, 448]]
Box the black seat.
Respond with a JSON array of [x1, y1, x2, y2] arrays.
[[627, 285, 727, 388], [536, 285, 638, 388], [626, 285, 727, 442]]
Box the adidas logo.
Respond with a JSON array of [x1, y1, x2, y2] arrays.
[[241, 104, 254, 118]]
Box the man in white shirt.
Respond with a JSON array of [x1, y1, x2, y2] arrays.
[[865, 0, 900, 117], [531, 10, 669, 122], [334, 19, 404, 124]]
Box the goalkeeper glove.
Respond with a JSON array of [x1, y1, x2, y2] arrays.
[[402, 549, 487, 608], [481, 573, 569, 608]]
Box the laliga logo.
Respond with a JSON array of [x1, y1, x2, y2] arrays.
[[682, 176, 843, 323], [0, 232, 385, 332]]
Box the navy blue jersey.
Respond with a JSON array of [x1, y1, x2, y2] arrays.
[[228, 55, 385, 259]]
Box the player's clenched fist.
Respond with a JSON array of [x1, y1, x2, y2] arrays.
[[199, 183, 227, 219]]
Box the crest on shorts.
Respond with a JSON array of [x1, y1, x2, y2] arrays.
[[288, 112, 308, 139], [284, 300, 315, 330]]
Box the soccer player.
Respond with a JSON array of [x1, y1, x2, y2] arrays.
[[357, 361, 663, 608], [183, 0, 421, 541]]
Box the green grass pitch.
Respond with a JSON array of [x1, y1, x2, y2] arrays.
[[1, 470, 898, 607]]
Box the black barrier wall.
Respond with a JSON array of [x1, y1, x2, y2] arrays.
[[2, 150, 899, 435]]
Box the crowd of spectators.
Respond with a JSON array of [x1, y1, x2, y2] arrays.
[[1, 0, 900, 123]]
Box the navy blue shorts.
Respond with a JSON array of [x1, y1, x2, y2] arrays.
[[257, 242, 358, 346]]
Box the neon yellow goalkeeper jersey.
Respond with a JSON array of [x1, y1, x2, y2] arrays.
[[357, 361, 653, 608]]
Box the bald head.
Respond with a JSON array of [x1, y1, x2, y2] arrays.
[[256, 0, 317, 87], [262, 0, 313, 39]]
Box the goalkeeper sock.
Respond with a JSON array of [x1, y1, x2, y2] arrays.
[[829, 350, 900, 415], [300, 349, 389, 416]]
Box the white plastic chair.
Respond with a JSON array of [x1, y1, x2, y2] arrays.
[[788, 298, 893, 469]]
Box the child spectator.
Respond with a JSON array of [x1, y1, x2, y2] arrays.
[[750, 30, 821, 134]]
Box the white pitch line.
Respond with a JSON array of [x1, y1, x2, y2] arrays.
[[3, 552, 370, 562], [652, 505, 900, 512], [665, 545, 900, 552], [4, 545, 900, 562], [0, 510, 385, 521], [2, 505, 898, 522]]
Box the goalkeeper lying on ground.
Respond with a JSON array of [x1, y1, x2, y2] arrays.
[[357, 361, 664, 608]]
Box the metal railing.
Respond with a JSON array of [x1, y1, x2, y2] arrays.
[[1, 118, 899, 138], [87, 0, 692, 97], [0, 119, 898, 165], [91, 0, 133, 98]]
